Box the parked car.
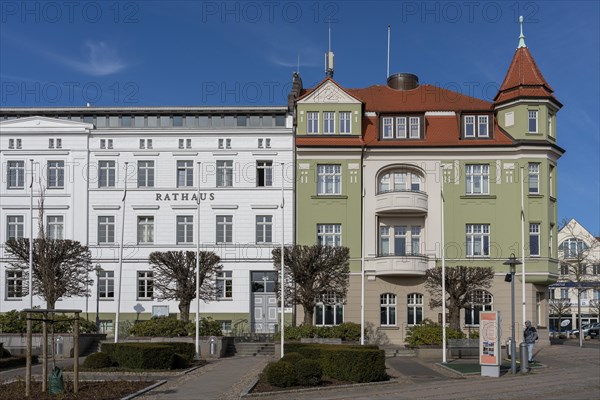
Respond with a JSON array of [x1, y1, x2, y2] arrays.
[[573, 322, 600, 337], [588, 325, 600, 338]]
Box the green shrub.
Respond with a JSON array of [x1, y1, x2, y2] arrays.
[[265, 361, 297, 387], [281, 352, 304, 364], [295, 358, 322, 386], [0, 343, 11, 359], [283, 343, 386, 383], [101, 343, 175, 370], [0, 355, 38, 369], [405, 321, 464, 347], [277, 323, 362, 341], [128, 317, 222, 337], [163, 342, 195, 362], [0, 310, 97, 334], [171, 353, 190, 369], [83, 352, 113, 369]]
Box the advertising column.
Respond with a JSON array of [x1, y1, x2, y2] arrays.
[[480, 311, 501, 377]]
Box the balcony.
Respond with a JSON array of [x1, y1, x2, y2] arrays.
[[375, 190, 428, 214], [368, 254, 429, 276]]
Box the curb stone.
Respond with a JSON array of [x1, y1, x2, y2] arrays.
[[241, 378, 400, 398], [121, 380, 167, 400]]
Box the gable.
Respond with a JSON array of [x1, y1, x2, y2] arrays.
[[297, 80, 362, 105], [0, 116, 93, 134]]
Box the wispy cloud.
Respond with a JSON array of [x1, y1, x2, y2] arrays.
[[269, 55, 321, 69], [53, 41, 127, 76]]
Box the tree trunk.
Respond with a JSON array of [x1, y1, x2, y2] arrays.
[[448, 306, 461, 331], [46, 301, 55, 310], [303, 307, 314, 326], [179, 301, 190, 322]]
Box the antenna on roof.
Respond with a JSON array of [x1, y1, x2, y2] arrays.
[[387, 25, 391, 79], [325, 21, 334, 78], [297, 55, 300, 75], [517, 15, 527, 48]]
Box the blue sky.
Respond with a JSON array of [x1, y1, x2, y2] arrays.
[[1, 1, 598, 233]]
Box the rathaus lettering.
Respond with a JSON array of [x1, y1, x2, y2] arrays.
[[156, 192, 215, 201]]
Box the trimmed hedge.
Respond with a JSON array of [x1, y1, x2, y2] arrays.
[[0, 343, 11, 359], [83, 352, 113, 369], [101, 343, 175, 370], [276, 323, 362, 341], [160, 342, 195, 363], [280, 352, 304, 364], [295, 359, 322, 386], [265, 361, 297, 387], [283, 343, 386, 383], [128, 316, 222, 337], [0, 355, 38, 370]]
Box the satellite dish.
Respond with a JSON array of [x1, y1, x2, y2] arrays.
[[560, 320, 571, 327]]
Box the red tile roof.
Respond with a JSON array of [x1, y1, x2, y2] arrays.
[[346, 84, 493, 112], [494, 47, 560, 106]]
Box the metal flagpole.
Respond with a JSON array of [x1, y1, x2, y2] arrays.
[[280, 163, 285, 358], [441, 164, 447, 363], [29, 159, 34, 308], [195, 162, 201, 360], [520, 166, 526, 325], [360, 173, 366, 345], [114, 162, 128, 343]]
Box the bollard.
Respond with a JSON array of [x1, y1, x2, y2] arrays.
[[506, 338, 512, 359], [209, 336, 217, 356], [55, 336, 64, 357], [520, 342, 529, 373]]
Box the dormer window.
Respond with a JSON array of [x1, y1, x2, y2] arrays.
[[381, 116, 422, 140], [528, 110, 538, 133], [463, 115, 490, 138]]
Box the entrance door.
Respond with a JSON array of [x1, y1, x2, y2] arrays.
[[251, 271, 278, 333]]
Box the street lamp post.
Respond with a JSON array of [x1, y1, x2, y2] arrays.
[[504, 254, 522, 375], [95, 264, 102, 333]]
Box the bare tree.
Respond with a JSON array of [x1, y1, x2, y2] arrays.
[[548, 298, 572, 333], [425, 266, 495, 331], [272, 245, 350, 326], [149, 251, 222, 322], [589, 300, 600, 322], [4, 191, 92, 309], [558, 219, 600, 342]]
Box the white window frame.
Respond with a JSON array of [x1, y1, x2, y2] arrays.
[[256, 215, 273, 244], [137, 160, 155, 188], [7, 160, 25, 189], [137, 271, 154, 300], [176, 215, 194, 244], [217, 271, 233, 299], [465, 164, 489, 195], [411, 226, 421, 256], [216, 160, 233, 187], [382, 117, 393, 139], [98, 216, 115, 244], [409, 117, 420, 138], [395, 117, 407, 138], [317, 224, 341, 247], [465, 290, 493, 325], [314, 292, 344, 326], [478, 115, 489, 137], [339, 112, 351, 134], [6, 215, 24, 240], [99, 271, 115, 299], [256, 161, 273, 187], [528, 110, 538, 133], [466, 224, 490, 257], [464, 116, 475, 137], [379, 226, 390, 256], [317, 164, 341, 195], [6, 270, 24, 299], [98, 160, 116, 188], [47, 160, 65, 189], [407, 293, 424, 325], [137, 216, 154, 244], [380, 293, 397, 326], [46, 215, 64, 240], [307, 112, 319, 134], [216, 215, 233, 244], [177, 160, 194, 188], [529, 223, 540, 256], [323, 111, 335, 134], [528, 163, 540, 194]]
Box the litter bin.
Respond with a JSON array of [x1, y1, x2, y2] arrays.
[[55, 336, 63, 357], [506, 337, 512, 359]]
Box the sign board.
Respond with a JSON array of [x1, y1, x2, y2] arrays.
[[479, 311, 501, 366]]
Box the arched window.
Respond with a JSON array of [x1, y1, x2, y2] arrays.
[[559, 238, 588, 258], [378, 169, 423, 194], [407, 293, 423, 325], [465, 290, 493, 325], [380, 293, 397, 326], [314, 292, 344, 326]]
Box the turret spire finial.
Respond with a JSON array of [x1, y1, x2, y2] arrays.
[[518, 15, 527, 49]]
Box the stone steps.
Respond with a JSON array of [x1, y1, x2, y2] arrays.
[[382, 346, 416, 358], [233, 342, 275, 356]]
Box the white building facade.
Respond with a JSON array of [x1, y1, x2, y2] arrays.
[[0, 108, 294, 335]]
